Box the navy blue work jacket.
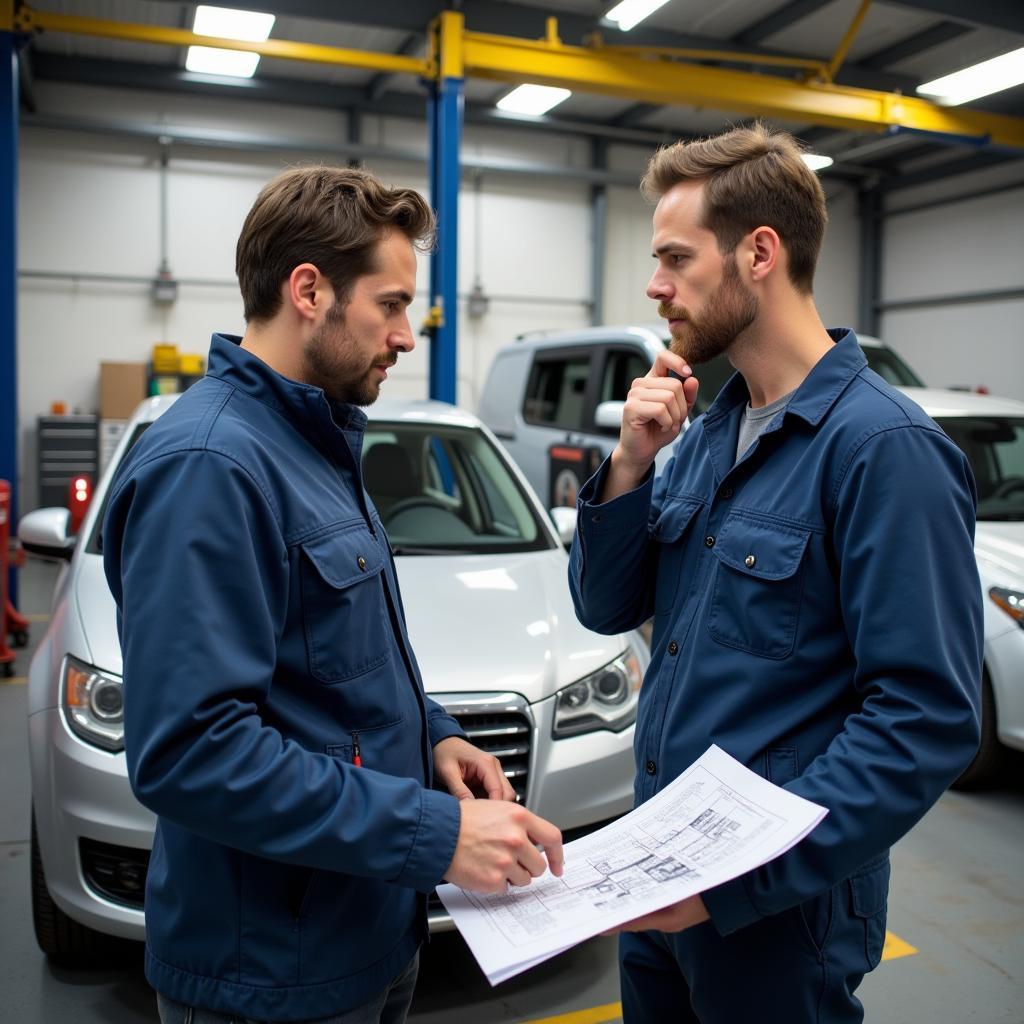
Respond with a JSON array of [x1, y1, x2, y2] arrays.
[[569, 329, 982, 935], [103, 334, 464, 1022]]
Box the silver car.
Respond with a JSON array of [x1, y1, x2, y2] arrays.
[[20, 395, 646, 960]]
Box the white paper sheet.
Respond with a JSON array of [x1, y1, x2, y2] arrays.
[[437, 744, 828, 985]]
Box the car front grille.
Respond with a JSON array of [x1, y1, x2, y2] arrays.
[[447, 705, 533, 804], [80, 837, 150, 908]]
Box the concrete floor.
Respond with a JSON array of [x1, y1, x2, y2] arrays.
[[2, 561, 1022, 1024]]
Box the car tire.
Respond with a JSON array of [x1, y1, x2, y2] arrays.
[[31, 810, 110, 960], [952, 671, 1002, 790]]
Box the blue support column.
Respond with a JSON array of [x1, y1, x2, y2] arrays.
[[1, 29, 18, 604], [426, 74, 462, 405]]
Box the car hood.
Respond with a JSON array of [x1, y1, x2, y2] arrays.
[[74, 549, 632, 705], [975, 522, 1024, 586]]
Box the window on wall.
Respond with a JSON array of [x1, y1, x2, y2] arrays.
[[522, 355, 591, 430]]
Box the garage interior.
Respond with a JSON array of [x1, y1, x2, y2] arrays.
[[1, 1, 1023, 1022]]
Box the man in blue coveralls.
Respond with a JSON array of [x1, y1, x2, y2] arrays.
[[569, 124, 982, 1022], [103, 167, 563, 1024]]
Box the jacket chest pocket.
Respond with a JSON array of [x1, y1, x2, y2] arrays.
[[300, 527, 391, 684], [650, 498, 703, 614], [707, 513, 811, 659]]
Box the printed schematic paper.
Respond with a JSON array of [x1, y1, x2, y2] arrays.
[[437, 744, 827, 985]]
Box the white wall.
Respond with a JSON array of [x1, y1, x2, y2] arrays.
[[879, 164, 1024, 398], [16, 81, 862, 509]]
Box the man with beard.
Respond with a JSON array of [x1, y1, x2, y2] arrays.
[[103, 166, 563, 1024], [568, 125, 982, 1023]]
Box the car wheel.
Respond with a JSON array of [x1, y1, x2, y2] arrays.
[[952, 671, 1002, 790], [31, 810, 110, 960]]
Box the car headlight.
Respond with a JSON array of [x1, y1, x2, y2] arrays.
[[552, 647, 643, 738], [989, 586, 1024, 629], [62, 656, 124, 752]]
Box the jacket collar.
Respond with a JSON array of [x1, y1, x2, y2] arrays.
[[206, 333, 369, 449], [703, 327, 865, 428]]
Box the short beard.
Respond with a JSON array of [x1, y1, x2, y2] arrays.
[[302, 300, 394, 407], [659, 255, 757, 365]]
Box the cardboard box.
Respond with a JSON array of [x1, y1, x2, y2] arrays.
[[99, 362, 148, 420]]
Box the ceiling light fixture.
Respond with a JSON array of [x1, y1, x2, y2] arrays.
[[604, 0, 672, 33], [496, 84, 572, 116], [917, 46, 1024, 105], [801, 153, 834, 172], [193, 5, 275, 42], [184, 46, 261, 78]]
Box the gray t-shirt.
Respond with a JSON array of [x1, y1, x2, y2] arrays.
[[736, 390, 795, 463]]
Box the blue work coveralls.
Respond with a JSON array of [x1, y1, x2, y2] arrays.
[[569, 330, 983, 1023], [103, 334, 465, 1022]]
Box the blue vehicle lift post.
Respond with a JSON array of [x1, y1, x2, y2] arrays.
[[425, 11, 463, 406]]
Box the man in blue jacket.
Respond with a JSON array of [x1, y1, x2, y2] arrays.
[[103, 166, 563, 1024], [569, 125, 982, 1023]]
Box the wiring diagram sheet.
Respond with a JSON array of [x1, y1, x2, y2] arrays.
[[437, 745, 827, 984]]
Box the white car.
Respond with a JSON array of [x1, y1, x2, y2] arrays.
[[899, 388, 1024, 786], [19, 395, 646, 960]]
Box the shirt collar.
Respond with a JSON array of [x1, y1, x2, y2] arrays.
[[702, 327, 864, 428]]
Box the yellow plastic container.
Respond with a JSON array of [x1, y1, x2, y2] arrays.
[[178, 353, 205, 375], [151, 343, 179, 374]]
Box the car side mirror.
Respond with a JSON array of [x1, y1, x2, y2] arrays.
[[549, 506, 578, 548], [19, 507, 75, 561], [594, 400, 625, 431]]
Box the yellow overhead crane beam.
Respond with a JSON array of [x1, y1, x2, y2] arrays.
[[447, 11, 1024, 150], [9, 7, 432, 78], [6, 4, 1024, 151]]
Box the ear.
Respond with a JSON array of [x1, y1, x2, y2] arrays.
[[286, 263, 333, 323], [747, 226, 781, 284]]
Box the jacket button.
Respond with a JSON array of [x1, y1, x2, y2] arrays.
[[721, 486, 733, 499], [704, 535, 715, 548], [668, 641, 679, 655], [646, 760, 657, 775], [357, 556, 367, 570], [744, 554, 756, 568]]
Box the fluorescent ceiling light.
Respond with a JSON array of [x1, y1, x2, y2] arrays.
[[801, 153, 834, 172], [605, 0, 671, 32], [193, 5, 275, 42], [185, 45, 261, 78], [917, 46, 1024, 105], [496, 84, 572, 116]]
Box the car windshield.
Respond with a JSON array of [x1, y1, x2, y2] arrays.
[[862, 346, 924, 387], [935, 416, 1024, 521], [363, 423, 552, 554]]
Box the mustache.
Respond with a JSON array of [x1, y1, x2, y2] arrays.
[[658, 303, 689, 320], [375, 354, 398, 368]]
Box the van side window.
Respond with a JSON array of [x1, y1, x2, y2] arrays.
[[523, 356, 590, 430], [600, 351, 650, 403]]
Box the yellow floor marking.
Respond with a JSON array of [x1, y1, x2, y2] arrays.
[[520, 931, 917, 1024], [24, 613, 51, 622], [1, 675, 27, 685], [521, 1002, 622, 1024], [882, 930, 918, 961]]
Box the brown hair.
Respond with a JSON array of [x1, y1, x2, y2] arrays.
[[236, 166, 435, 322], [641, 124, 826, 293]]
